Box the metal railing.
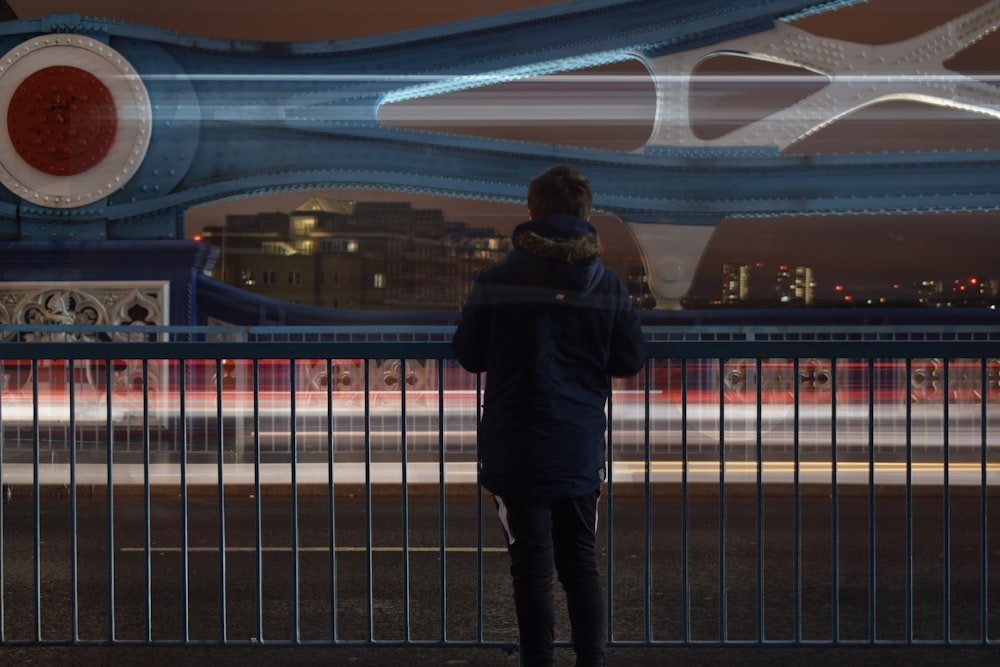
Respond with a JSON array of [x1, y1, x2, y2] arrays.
[[0, 323, 998, 651]]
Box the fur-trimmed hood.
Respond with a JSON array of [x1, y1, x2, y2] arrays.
[[511, 213, 600, 264]]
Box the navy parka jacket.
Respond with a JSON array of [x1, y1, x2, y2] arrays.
[[451, 213, 646, 499]]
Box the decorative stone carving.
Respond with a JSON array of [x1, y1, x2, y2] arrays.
[[0, 281, 168, 393], [0, 281, 167, 338]]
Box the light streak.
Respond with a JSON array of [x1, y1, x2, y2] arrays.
[[4, 460, 997, 487], [122, 546, 508, 554]]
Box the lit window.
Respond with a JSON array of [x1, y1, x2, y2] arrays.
[[240, 270, 256, 286], [321, 238, 360, 253], [374, 273, 386, 289], [263, 242, 296, 256], [292, 216, 316, 235]]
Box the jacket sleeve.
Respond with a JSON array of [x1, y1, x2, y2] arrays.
[[451, 279, 491, 373], [607, 288, 647, 378]]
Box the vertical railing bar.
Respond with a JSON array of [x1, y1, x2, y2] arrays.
[[327, 358, 338, 643], [437, 360, 447, 643], [364, 358, 374, 641], [179, 359, 190, 643], [867, 357, 876, 644], [793, 358, 801, 645], [681, 358, 690, 644], [942, 360, 951, 643], [718, 357, 727, 644], [606, 382, 616, 643], [32, 359, 41, 643], [400, 359, 411, 642], [253, 359, 264, 643], [830, 358, 840, 643], [215, 357, 228, 642], [475, 371, 485, 643], [755, 357, 764, 644], [143, 359, 152, 643], [644, 361, 653, 644], [905, 358, 913, 644], [290, 360, 301, 643], [979, 357, 988, 644], [69, 360, 79, 643], [105, 358, 116, 641]]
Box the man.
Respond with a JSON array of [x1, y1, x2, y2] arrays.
[[452, 166, 646, 666]]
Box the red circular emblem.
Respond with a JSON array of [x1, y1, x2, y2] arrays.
[[6, 65, 118, 176]]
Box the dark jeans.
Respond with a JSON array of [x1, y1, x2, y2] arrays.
[[494, 491, 605, 667]]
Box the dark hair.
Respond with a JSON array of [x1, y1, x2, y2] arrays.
[[527, 166, 592, 219]]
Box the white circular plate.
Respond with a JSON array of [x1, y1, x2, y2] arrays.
[[0, 34, 152, 209]]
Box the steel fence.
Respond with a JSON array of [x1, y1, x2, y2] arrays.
[[0, 323, 998, 651]]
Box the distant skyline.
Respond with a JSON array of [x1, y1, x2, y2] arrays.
[[692, 213, 1000, 302], [196, 194, 1000, 305], [191, 191, 642, 281]]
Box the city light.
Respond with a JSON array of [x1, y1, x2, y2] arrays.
[[703, 262, 1000, 309]]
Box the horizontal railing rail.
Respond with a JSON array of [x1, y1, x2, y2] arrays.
[[3, 322, 1000, 355]]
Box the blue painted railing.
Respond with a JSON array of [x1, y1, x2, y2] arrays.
[[0, 323, 997, 652]]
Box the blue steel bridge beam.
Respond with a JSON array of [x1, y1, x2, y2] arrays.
[[0, 0, 856, 228], [0, 0, 996, 307]]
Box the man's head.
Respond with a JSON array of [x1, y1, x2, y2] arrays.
[[527, 166, 592, 220]]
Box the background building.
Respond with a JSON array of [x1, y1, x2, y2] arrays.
[[722, 263, 751, 305], [200, 198, 510, 310], [917, 275, 1000, 307], [776, 265, 815, 305]]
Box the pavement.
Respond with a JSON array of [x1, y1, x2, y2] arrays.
[[3, 487, 1000, 665], [4, 645, 1000, 666]]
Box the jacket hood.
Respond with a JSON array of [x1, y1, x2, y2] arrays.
[[511, 213, 600, 264], [506, 213, 603, 293]]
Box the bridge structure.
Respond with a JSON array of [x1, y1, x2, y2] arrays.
[[1, 3, 1000, 654], [0, 0, 997, 323]]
